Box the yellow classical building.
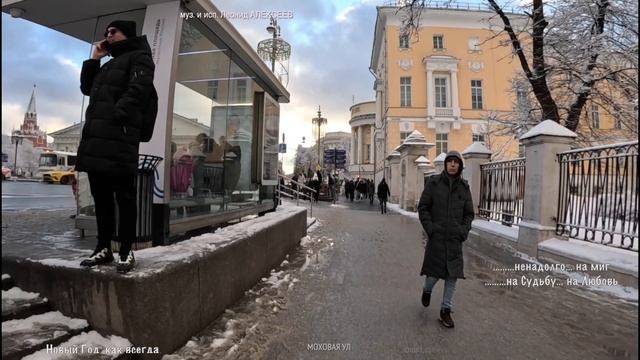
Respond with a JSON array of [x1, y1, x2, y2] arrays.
[[370, 5, 527, 182]]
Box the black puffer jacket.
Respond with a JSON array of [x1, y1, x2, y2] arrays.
[[417, 151, 474, 279], [76, 36, 155, 176]]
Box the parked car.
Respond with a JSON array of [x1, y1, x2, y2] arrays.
[[42, 168, 76, 185], [1, 166, 11, 180]]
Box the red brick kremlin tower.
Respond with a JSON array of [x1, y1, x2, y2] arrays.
[[12, 85, 48, 148]]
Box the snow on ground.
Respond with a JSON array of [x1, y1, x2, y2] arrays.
[[165, 210, 332, 360], [2, 311, 88, 333], [539, 238, 638, 275], [30, 206, 308, 277], [22, 330, 132, 360], [2, 287, 44, 302], [386, 202, 418, 219], [504, 243, 638, 302]]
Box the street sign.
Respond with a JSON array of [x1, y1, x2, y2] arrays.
[[279, 143, 286, 153]]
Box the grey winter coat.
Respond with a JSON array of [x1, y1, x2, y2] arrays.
[[418, 152, 474, 279], [76, 36, 155, 177]]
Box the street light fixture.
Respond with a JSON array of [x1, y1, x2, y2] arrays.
[[312, 106, 327, 170], [11, 134, 24, 175], [257, 16, 291, 86]]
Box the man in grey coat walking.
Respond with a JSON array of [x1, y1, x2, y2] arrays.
[[417, 150, 474, 328]]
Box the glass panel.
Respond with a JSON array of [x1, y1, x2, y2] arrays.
[[262, 94, 279, 185], [435, 78, 447, 108], [170, 19, 231, 219]]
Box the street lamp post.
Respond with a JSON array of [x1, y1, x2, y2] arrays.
[[312, 106, 327, 171], [11, 134, 24, 175]]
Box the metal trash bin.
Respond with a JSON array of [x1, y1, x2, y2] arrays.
[[113, 154, 163, 251]]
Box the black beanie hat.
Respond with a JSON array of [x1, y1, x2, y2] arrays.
[[106, 20, 137, 38]]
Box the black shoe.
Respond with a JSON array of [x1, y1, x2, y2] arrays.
[[80, 247, 114, 267], [421, 291, 431, 307], [439, 308, 455, 328], [116, 251, 135, 273]]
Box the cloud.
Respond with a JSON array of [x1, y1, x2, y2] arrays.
[[2, 1, 378, 173]]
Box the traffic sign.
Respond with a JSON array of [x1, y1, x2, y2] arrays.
[[279, 143, 286, 153]]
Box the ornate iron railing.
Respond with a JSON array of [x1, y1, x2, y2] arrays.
[[478, 158, 526, 226], [556, 141, 638, 251]]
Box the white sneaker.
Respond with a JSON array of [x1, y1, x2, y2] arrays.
[[116, 251, 135, 273]]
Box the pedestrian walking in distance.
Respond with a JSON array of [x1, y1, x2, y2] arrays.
[[76, 20, 155, 273], [417, 151, 474, 328], [377, 178, 390, 214]]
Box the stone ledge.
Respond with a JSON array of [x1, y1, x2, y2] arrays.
[[2, 208, 307, 359]]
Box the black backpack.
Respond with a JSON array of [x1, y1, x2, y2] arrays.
[[140, 85, 158, 142]]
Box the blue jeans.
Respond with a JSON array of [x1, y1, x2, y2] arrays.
[[423, 277, 457, 310]]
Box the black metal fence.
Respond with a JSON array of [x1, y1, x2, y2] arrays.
[[556, 141, 638, 251], [478, 158, 526, 226]]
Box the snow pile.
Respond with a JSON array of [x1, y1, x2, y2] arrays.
[[2, 311, 88, 333], [386, 202, 419, 219], [472, 219, 519, 241], [2, 287, 42, 302], [2, 274, 10, 280]]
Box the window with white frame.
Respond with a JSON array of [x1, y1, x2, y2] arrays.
[[436, 133, 448, 155], [433, 35, 444, 50], [400, 77, 412, 107], [472, 133, 485, 144], [435, 77, 448, 108], [591, 104, 600, 128], [399, 34, 409, 49], [471, 80, 484, 109]]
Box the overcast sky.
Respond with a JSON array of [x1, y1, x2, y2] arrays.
[[1, 0, 384, 171]]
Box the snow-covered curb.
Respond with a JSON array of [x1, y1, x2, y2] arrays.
[[27, 206, 307, 277]]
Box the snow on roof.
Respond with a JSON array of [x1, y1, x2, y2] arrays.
[[539, 238, 638, 275], [434, 152, 447, 163], [520, 119, 577, 140], [32, 206, 307, 278], [22, 331, 132, 360], [414, 156, 431, 164], [462, 142, 492, 155], [397, 131, 435, 151]]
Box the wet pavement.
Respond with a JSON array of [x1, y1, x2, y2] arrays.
[[2, 195, 637, 359], [2, 209, 95, 260], [168, 197, 638, 360]]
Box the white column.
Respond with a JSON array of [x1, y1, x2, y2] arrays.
[[427, 69, 435, 118], [351, 129, 356, 166], [357, 126, 363, 164], [451, 70, 460, 118]]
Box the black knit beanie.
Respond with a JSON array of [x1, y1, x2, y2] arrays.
[[106, 20, 137, 38]]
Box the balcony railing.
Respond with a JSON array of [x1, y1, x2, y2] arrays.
[[435, 108, 453, 117]]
